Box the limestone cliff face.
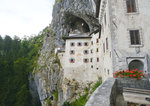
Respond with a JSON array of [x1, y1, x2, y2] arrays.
[[51, 0, 99, 47], [33, 0, 99, 105]]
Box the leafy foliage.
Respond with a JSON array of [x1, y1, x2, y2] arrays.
[[53, 90, 58, 101], [92, 77, 102, 92], [62, 93, 88, 106], [0, 31, 46, 106]]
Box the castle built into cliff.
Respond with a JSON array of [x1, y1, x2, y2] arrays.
[[55, 0, 150, 105]]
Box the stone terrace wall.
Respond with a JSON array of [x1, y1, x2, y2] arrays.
[[86, 78, 150, 106], [116, 78, 150, 93], [86, 78, 117, 106]]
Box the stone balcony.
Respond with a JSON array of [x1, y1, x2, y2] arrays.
[[86, 78, 150, 106]]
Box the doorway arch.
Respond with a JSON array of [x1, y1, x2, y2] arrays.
[[128, 60, 144, 71]]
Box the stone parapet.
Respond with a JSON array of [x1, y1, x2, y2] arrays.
[[86, 78, 116, 106]]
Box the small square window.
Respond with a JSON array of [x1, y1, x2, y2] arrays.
[[83, 58, 89, 63], [84, 50, 89, 54], [91, 41, 93, 45], [129, 30, 141, 45], [70, 58, 75, 63], [84, 42, 89, 46], [77, 42, 82, 46], [70, 50, 75, 55], [70, 42, 75, 46], [91, 65, 93, 68]]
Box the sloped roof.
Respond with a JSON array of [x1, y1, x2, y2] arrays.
[[63, 33, 91, 40]]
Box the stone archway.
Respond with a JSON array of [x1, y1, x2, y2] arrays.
[[128, 60, 144, 71]]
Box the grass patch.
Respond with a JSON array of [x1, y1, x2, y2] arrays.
[[45, 99, 51, 105], [92, 77, 102, 92], [53, 90, 58, 101], [62, 93, 88, 106]]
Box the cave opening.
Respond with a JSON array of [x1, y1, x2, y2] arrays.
[[64, 14, 90, 33]]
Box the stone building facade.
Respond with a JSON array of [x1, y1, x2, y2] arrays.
[[98, 0, 150, 81], [56, 0, 150, 84], [62, 32, 101, 83]]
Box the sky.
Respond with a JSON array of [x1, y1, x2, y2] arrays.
[[0, 0, 55, 38]]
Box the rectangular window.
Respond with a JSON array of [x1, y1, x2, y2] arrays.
[[104, 14, 106, 25], [129, 30, 141, 45], [103, 43, 105, 53], [106, 38, 108, 50], [107, 69, 109, 75], [91, 49, 93, 53], [96, 48, 99, 52], [126, 0, 136, 13], [91, 41, 93, 45], [97, 58, 99, 62], [90, 58, 93, 62], [96, 39, 99, 43]]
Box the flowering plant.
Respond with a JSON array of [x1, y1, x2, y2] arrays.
[[113, 69, 147, 80]]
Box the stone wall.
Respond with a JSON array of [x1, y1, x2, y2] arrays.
[[86, 78, 117, 106], [86, 77, 150, 106], [116, 78, 150, 93], [98, 0, 150, 81]]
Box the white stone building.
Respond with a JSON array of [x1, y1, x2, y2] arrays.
[[96, 0, 150, 81], [62, 32, 101, 83], [57, 0, 150, 84]]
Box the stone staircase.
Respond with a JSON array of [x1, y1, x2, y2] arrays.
[[123, 87, 150, 95], [123, 87, 150, 105]]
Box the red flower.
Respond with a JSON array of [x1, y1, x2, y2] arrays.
[[133, 74, 136, 77], [113, 69, 146, 80], [113, 75, 116, 78]]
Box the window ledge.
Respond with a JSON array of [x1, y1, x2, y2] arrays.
[[129, 44, 144, 48], [126, 12, 139, 15]]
